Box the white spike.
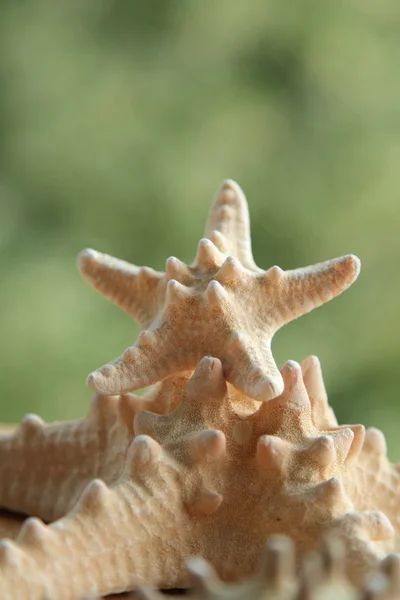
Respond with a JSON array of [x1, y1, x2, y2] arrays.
[[279, 360, 310, 407], [19, 414, 45, 437], [188, 430, 226, 461], [331, 428, 354, 463], [314, 477, 345, 508], [0, 540, 22, 567], [264, 265, 285, 283], [307, 435, 336, 468], [187, 356, 227, 398], [257, 436, 288, 472], [301, 355, 328, 404], [130, 435, 162, 467], [205, 280, 228, 307], [79, 479, 109, 512], [363, 428, 387, 455], [344, 424, 365, 464], [195, 238, 220, 268], [18, 517, 48, 545], [165, 256, 187, 281], [166, 278, 188, 304], [216, 256, 244, 284]]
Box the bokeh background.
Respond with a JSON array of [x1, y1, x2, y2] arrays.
[[0, 1, 399, 455]]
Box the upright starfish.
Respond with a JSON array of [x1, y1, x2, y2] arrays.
[[78, 180, 360, 402]]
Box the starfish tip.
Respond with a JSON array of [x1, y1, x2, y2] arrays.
[[342, 253, 362, 283], [76, 248, 99, 269], [86, 372, 101, 392], [253, 374, 284, 402]]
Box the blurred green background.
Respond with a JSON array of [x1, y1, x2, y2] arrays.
[[0, 1, 399, 455]]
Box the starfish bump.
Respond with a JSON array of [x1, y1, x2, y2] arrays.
[[78, 180, 361, 402]]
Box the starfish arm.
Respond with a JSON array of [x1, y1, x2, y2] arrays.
[[87, 325, 282, 402], [87, 341, 174, 395], [0, 437, 191, 599], [205, 180, 258, 270], [77, 248, 163, 326], [275, 254, 361, 323], [225, 337, 284, 402], [0, 394, 141, 521]]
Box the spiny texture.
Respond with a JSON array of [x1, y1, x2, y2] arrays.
[[0, 358, 397, 599], [0, 375, 189, 522], [78, 180, 360, 402], [0, 180, 396, 600]]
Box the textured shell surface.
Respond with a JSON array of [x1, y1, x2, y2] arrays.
[[0, 180, 398, 600]]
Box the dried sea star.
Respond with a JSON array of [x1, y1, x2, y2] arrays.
[[0, 181, 398, 600], [78, 180, 360, 402]]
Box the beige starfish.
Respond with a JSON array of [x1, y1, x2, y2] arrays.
[[139, 535, 400, 600], [0, 374, 190, 522], [0, 358, 395, 599], [0, 180, 396, 600], [78, 180, 360, 402]]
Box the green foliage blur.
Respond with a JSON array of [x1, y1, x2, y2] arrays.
[[0, 1, 399, 455]]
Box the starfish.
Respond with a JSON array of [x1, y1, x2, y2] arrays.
[[77, 180, 360, 402], [0, 357, 398, 599], [0, 181, 397, 600]]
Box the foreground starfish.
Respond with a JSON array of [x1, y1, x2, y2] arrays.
[[0, 357, 398, 599], [78, 180, 360, 402]]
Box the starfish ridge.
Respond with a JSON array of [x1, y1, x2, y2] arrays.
[[78, 180, 360, 402]]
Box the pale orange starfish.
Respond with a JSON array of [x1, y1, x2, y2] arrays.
[[0, 358, 396, 599], [0, 181, 395, 600], [78, 180, 360, 402]]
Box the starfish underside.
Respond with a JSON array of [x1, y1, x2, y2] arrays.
[[0, 181, 397, 600]]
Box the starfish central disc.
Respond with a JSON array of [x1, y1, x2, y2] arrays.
[[78, 180, 360, 402]]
